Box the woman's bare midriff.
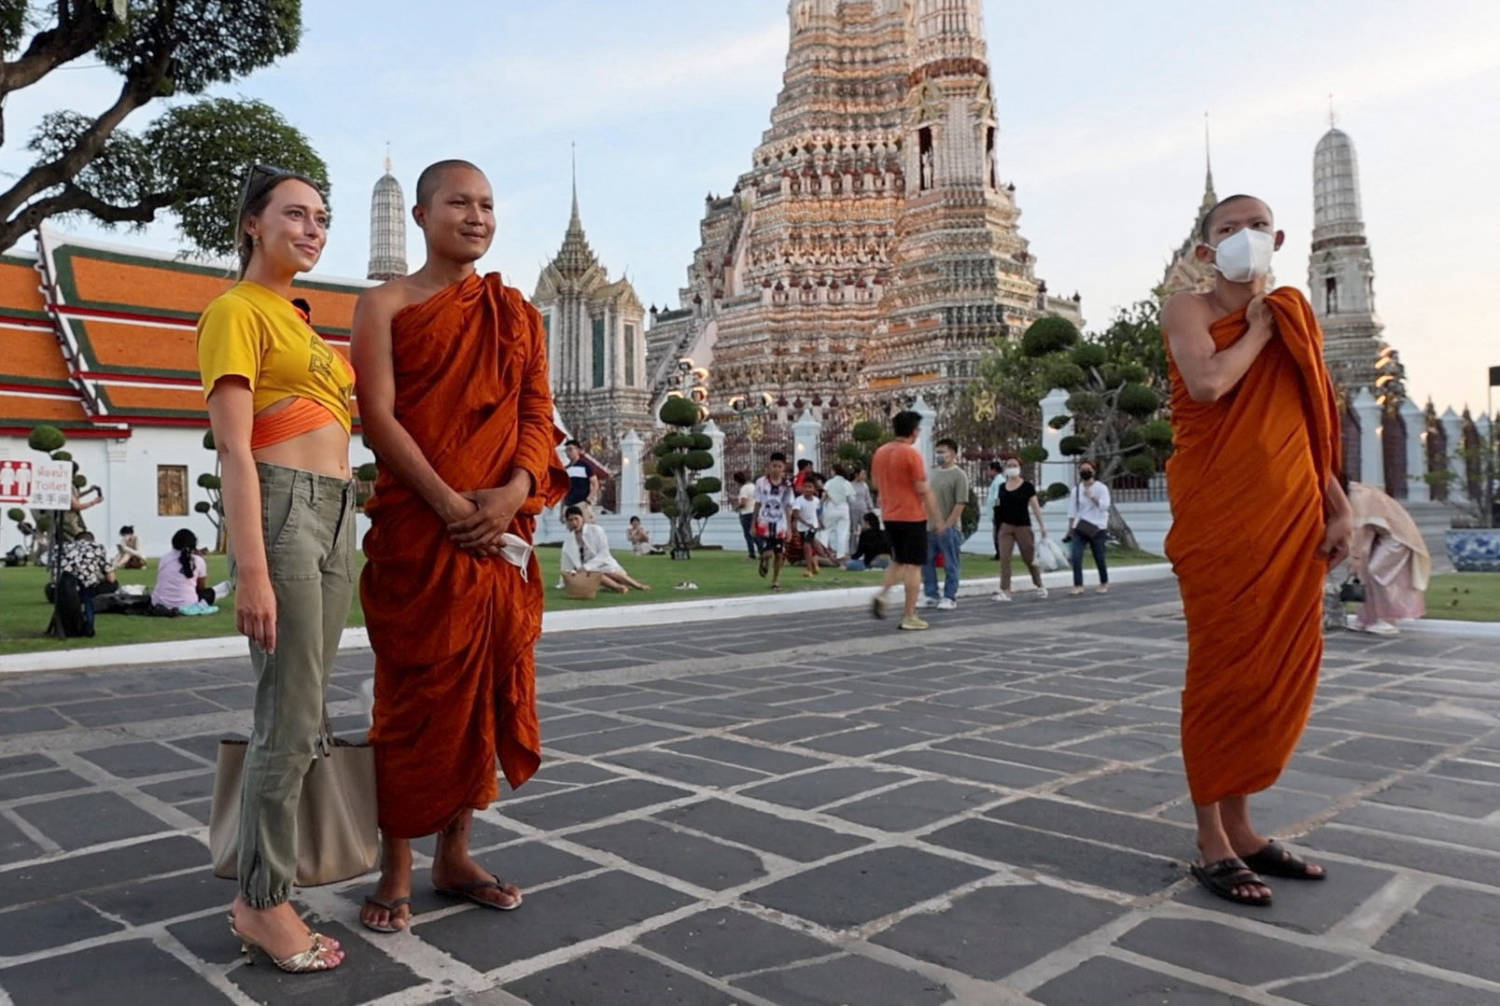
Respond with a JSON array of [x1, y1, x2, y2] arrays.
[[249, 408, 351, 479]]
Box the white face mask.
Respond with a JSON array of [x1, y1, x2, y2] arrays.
[[1003, 467, 1021, 479], [1209, 228, 1274, 283]]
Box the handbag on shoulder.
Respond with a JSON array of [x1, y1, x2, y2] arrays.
[[208, 709, 378, 886]]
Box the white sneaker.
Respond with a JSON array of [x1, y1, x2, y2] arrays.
[[211, 580, 233, 601], [918, 595, 938, 609], [937, 598, 957, 611], [991, 591, 1012, 602], [1035, 587, 1048, 599]]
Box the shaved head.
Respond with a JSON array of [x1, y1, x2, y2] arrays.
[[1201, 194, 1272, 243], [415, 159, 484, 208]]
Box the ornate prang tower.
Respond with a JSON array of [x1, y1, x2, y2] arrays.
[[1158, 117, 1219, 299], [1309, 119, 1384, 392], [367, 151, 407, 282], [533, 163, 651, 454], [867, 0, 1079, 414], [647, 0, 1080, 430]]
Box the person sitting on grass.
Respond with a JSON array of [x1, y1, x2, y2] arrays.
[[113, 525, 147, 570], [626, 515, 659, 556], [845, 513, 891, 571], [790, 476, 824, 578], [560, 506, 650, 593], [151, 528, 221, 615]]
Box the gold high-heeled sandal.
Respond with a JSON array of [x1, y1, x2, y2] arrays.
[[228, 915, 343, 973]]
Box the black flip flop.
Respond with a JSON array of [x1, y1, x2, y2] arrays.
[[1242, 840, 1326, 880], [434, 873, 523, 911], [1191, 858, 1272, 907], [360, 895, 411, 933]]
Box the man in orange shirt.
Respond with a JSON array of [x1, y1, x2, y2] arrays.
[[869, 410, 941, 630]]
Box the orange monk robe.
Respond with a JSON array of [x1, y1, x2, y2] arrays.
[[361, 273, 568, 839], [1165, 287, 1343, 807]]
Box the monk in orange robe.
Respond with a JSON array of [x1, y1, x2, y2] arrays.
[[352, 160, 567, 932], [1163, 194, 1352, 907]]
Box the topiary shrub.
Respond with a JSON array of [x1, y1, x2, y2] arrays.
[[852, 419, 884, 443], [656, 396, 720, 557], [1137, 419, 1174, 448], [1017, 444, 1048, 464], [682, 450, 714, 471], [1045, 482, 1071, 501], [1065, 391, 1104, 416], [691, 495, 719, 519], [27, 425, 65, 453], [659, 395, 701, 427], [1070, 343, 1107, 369], [1123, 454, 1158, 479], [356, 462, 379, 482], [689, 433, 713, 451], [1059, 434, 1090, 456], [694, 476, 723, 495], [1117, 383, 1161, 417], [202, 429, 216, 450], [1021, 316, 1080, 357], [1043, 360, 1086, 390]]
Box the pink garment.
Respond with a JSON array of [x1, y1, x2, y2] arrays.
[[1349, 482, 1429, 627], [152, 551, 205, 609]]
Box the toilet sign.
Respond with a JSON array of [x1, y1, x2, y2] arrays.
[[0, 457, 72, 509]]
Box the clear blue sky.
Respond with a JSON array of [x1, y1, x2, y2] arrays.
[[4, 0, 1497, 413]]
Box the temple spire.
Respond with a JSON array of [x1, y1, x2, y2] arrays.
[[569, 142, 582, 232]]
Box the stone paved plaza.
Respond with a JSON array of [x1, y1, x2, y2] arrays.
[[2, 578, 1499, 1005]]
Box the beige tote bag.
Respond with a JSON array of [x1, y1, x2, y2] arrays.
[[209, 717, 378, 887]]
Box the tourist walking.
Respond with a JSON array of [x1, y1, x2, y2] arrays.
[[821, 464, 854, 561], [733, 472, 758, 559], [562, 440, 597, 521], [921, 438, 969, 610], [1065, 461, 1112, 595], [986, 460, 1005, 558], [199, 164, 352, 972], [1163, 193, 1350, 906], [354, 160, 569, 935], [753, 453, 795, 590], [791, 476, 824, 577], [991, 454, 1048, 601], [847, 465, 873, 557], [870, 411, 941, 630]]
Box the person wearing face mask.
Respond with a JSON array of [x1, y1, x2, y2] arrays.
[[1064, 461, 1110, 595], [990, 455, 1047, 601], [1161, 194, 1352, 909]]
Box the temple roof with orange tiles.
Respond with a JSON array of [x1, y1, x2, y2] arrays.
[[0, 228, 370, 438]]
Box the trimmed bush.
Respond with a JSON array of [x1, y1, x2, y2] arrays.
[[852, 419, 884, 443], [694, 476, 723, 495], [682, 450, 715, 471], [1045, 482, 1071, 501], [73, 473, 86, 488], [1017, 444, 1048, 464], [1048, 413, 1072, 430], [1043, 360, 1086, 390], [660, 501, 680, 518], [7, 508, 24, 522], [643, 475, 663, 493], [196, 472, 221, 489], [356, 462, 379, 481], [1065, 391, 1104, 415], [656, 457, 680, 478], [202, 429, 216, 450], [194, 501, 212, 514], [1119, 362, 1149, 384], [1021, 316, 1080, 357], [659, 396, 700, 427], [27, 426, 65, 453], [1124, 454, 1158, 478], [1117, 383, 1161, 417], [1070, 343, 1107, 369], [1059, 434, 1089, 456], [50, 450, 72, 462], [1138, 419, 1174, 448], [689, 433, 713, 451], [691, 496, 720, 518]]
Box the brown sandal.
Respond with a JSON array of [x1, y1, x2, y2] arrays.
[[1191, 858, 1272, 906]]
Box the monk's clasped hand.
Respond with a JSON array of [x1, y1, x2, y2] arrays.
[[1319, 509, 1354, 567], [449, 484, 527, 552]]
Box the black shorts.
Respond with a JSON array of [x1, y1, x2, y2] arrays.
[[885, 520, 927, 566], [801, 530, 819, 546], [758, 522, 785, 553]]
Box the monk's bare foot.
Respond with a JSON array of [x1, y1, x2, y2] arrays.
[[231, 896, 344, 965], [361, 838, 414, 932], [1197, 840, 1271, 901], [431, 854, 522, 909]]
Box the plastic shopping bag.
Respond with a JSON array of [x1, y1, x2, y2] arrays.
[[1035, 535, 1068, 572]]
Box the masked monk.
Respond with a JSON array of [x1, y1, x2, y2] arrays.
[[352, 160, 567, 932], [1162, 194, 1352, 907]]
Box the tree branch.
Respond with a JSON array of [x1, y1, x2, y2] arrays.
[[0, 4, 113, 100], [0, 46, 173, 227], [0, 183, 173, 252]]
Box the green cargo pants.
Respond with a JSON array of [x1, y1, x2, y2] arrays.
[[233, 462, 356, 908]]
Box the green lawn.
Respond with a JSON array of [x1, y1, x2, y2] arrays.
[[0, 543, 1166, 656], [1424, 572, 1500, 623]]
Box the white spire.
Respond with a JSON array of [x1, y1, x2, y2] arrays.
[[368, 151, 407, 281]]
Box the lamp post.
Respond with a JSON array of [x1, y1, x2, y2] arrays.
[[728, 390, 775, 477]]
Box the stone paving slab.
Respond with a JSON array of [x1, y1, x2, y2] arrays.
[[1, 578, 1498, 1004]]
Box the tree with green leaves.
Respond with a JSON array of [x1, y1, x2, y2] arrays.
[[962, 303, 1172, 549], [833, 419, 887, 483], [643, 396, 720, 559], [0, 1, 325, 255]]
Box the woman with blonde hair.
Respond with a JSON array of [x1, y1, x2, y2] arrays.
[[199, 164, 354, 973]]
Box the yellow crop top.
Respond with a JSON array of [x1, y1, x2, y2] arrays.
[[196, 281, 354, 432]]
